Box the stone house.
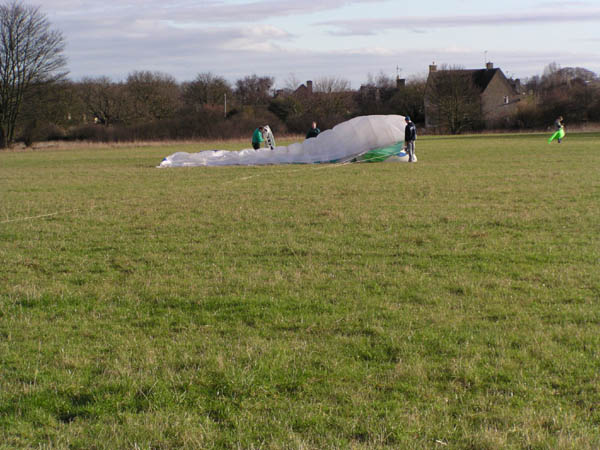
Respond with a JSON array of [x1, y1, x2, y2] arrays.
[[424, 62, 522, 129]]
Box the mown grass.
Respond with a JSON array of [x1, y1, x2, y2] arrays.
[[1, 132, 599, 449]]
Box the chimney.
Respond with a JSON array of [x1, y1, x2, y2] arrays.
[[429, 63, 437, 73], [306, 80, 313, 94], [486, 62, 493, 70], [396, 77, 405, 88]]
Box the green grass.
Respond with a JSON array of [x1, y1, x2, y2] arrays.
[[1, 132, 599, 449]]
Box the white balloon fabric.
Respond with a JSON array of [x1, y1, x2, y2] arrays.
[[158, 115, 415, 167]]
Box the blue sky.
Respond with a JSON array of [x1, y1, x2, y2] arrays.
[[43, 0, 600, 88]]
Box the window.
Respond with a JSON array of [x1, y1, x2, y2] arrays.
[[503, 96, 509, 104]]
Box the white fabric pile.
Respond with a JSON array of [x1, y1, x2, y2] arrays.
[[159, 115, 410, 167]]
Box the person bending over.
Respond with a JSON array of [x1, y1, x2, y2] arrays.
[[252, 126, 264, 149]]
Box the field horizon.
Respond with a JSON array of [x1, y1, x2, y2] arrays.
[[1, 131, 599, 449]]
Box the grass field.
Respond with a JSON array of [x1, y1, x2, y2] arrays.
[[1, 132, 599, 449]]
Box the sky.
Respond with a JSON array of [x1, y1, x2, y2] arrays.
[[42, 0, 600, 89]]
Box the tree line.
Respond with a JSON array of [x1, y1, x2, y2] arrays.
[[2, 1, 600, 149], [514, 64, 600, 130], [17, 70, 431, 145]]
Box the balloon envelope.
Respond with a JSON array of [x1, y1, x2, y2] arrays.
[[159, 115, 416, 167]]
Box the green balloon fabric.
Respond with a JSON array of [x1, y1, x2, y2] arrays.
[[356, 142, 404, 162]]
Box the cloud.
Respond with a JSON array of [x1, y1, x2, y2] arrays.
[[63, 28, 599, 88], [43, 0, 385, 24], [39, 0, 600, 87], [220, 25, 295, 51], [537, 1, 593, 7], [319, 8, 600, 35]]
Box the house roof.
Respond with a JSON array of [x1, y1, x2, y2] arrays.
[[471, 68, 500, 91], [428, 68, 518, 95]]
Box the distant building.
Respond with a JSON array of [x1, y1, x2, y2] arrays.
[[424, 62, 522, 129], [356, 76, 405, 109], [274, 80, 313, 99], [294, 80, 313, 97]]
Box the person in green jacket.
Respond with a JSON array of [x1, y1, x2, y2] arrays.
[[252, 126, 264, 149]]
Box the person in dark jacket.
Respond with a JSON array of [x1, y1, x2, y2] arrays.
[[306, 121, 320, 139], [404, 116, 417, 162]]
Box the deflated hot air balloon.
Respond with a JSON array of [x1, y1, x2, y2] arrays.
[[158, 115, 416, 167]]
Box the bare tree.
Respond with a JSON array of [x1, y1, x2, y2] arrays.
[[365, 71, 396, 89], [283, 73, 301, 91], [126, 70, 181, 122], [234, 74, 274, 107], [78, 76, 130, 126], [388, 76, 426, 122], [0, 1, 67, 147], [542, 62, 561, 82], [19, 80, 84, 145], [541, 62, 598, 90], [425, 65, 482, 134], [313, 76, 351, 93], [182, 72, 231, 110]]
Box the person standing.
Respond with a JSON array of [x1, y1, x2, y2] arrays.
[[548, 116, 565, 143], [404, 116, 417, 162], [306, 121, 320, 139], [252, 126, 264, 150]]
